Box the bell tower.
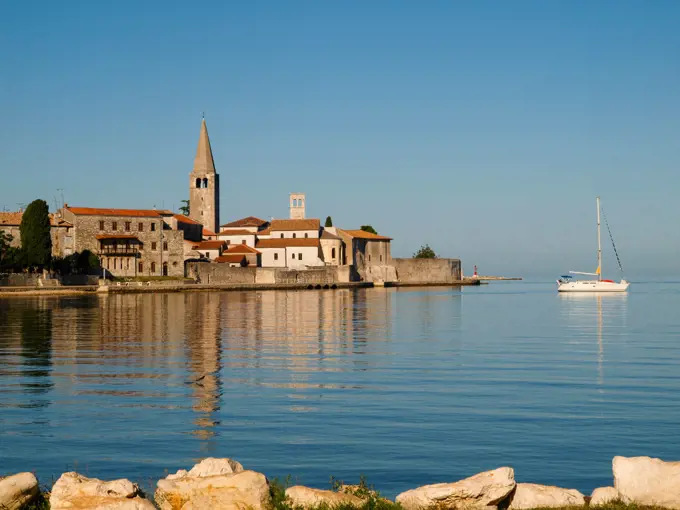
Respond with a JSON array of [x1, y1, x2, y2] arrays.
[[289, 193, 305, 219], [189, 118, 220, 233]]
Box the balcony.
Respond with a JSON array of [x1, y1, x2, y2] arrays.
[[99, 246, 140, 256]]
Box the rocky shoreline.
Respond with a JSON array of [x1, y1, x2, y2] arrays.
[[2, 455, 679, 510]]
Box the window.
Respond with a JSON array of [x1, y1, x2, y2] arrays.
[[163, 263, 168, 276], [380, 255, 383, 262], [152, 242, 157, 250], [203, 177, 208, 188], [106, 258, 110, 269], [126, 259, 129, 270], [226, 240, 230, 245], [112, 221, 117, 231], [138, 261, 143, 273], [151, 223, 156, 232], [138, 222, 144, 231], [163, 241, 168, 251], [280, 233, 284, 238], [332, 248, 336, 259], [113, 258, 117, 270], [305, 233, 308, 238], [196, 178, 201, 188], [99, 221, 104, 230], [125, 221, 131, 231], [241, 240, 246, 245], [293, 233, 297, 239], [274, 253, 278, 261], [368, 255, 371, 262], [151, 262, 156, 273], [291, 253, 295, 259], [298, 253, 302, 261]]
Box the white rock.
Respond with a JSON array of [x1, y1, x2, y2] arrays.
[[613, 455, 680, 508], [49, 472, 155, 510], [166, 457, 244, 480], [286, 486, 364, 509], [507, 483, 585, 509], [0, 472, 39, 510], [591, 487, 620, 506], [155, 468, 270, 510], [396, 467, 516, 510]]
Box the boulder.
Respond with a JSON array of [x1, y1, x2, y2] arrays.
[[396, 467, 515, 510], [613, 455, 680, 508], [166, 458, 244, 480], [49, 472, 155, 510], [591, 487, 620, 506], [506, 483, 585, 509], [286, 486, 364, 509], [155, 464, 270, 510], [0, 472, 40, 510]]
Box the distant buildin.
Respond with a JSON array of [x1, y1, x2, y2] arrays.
[[189, 118, 220, 234], [289, 193, 306, 219]]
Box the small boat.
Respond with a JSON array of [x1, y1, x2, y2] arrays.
[[557, 197, 629, 293]]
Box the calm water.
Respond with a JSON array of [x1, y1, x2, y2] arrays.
[[1, 283, 680, 497]]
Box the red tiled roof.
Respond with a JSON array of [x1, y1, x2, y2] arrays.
[[174, 214, 201, 225], [340, 229, 392, 241], [202, 228, 216, 237], [256, 238, 319, 249], [225, 244, 260, 255], [258, 227, 271, 236], [270, 219, 320, 232], [66, 206, 163, 218], [221, 216, 268, 228], [218, 229, 255, 236], [95, 234, 140, 240], [214, 254, 251, 264], [191, 240, 226, 250]]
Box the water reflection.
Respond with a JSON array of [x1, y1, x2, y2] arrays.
[[558, 293, 628, 386]]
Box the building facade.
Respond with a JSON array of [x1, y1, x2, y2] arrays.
[[189, 118, 220, 234]]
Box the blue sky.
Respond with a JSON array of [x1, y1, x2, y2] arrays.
[[1, 1, 678, 278]]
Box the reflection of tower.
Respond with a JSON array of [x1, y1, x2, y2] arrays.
[[19, 297, 53, 408], [289, 193, 305, 219], [184, 293, 222, 444]]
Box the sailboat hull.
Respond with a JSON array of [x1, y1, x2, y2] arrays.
[[557, 280, 629, 292]]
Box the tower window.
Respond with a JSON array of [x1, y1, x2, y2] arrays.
[[203, 178, 208, 188], [195, 178, 201, 188]]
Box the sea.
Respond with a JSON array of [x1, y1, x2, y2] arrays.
[[1, 282, 679, 498]]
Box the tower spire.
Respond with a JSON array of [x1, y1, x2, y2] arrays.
[[193, 118, 216, 173]]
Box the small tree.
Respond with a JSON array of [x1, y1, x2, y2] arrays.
[[20, 199, 52, 268], [325, 216, 333, 227], [0, 230, 13, 268], [414, 244, 436, 259], [179, 199, 190, 216], [360, 225, 377, 235]]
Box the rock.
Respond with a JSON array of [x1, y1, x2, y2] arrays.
[[166, 457, 244, 480], [49, 472, 155, 510], [156, 467, 270, 510], [506, 483, 585, 509], [0, 472, 40, 510], [613, 455, 680, 508], [286, 486, 364, 509], [591, 487, 620, 506], [396, 467, 515, 510]]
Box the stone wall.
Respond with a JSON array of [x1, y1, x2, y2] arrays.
[[392, 258, 462, 284], [186, 263, 353, 285], [0, 274, 39, 287]]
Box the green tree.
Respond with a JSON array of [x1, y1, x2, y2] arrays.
[[414, 244, 436, 259], [179, 199, 190, 216], [360, 225, 377, 235], [0, 230, 14, 267], [325, 216, 333, 227], [20, 199, 52, 268]]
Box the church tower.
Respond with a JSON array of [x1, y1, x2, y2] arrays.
[[289, 193, 305, 219], [189, 118, 220, 233]]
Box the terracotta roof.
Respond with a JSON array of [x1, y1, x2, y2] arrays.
[[340, 229, 392, 241], [225, 244, 260, 255], [256, 238, 320, 249], [270, 218, 320, 232], [0, 212, 23, 226], [0, 212, 72, 227], [191, 240, 226, 250], [258, 227, 271, 236], [321, 229, 342, 240], [218, 229, 255, 236], [95, 234, 140, 240], [202, 228, 217, 237], [221, 216, 268, 228], [214, 254, 250, 264], [66, 206, 163, 218], [174, 214, 201, 225]]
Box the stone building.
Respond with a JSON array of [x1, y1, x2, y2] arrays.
[[189, 118, 220, 234], [0, 211, 74, 257], [60, 206, 186, 277], [319, 227, 344, 266], [289, 193, 306, 219], [338, 229, 392, 267]]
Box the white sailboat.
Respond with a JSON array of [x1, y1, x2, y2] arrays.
[[557, 197, 630, 293]]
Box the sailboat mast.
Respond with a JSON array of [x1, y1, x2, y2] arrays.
[[597, 196, 602, 281]]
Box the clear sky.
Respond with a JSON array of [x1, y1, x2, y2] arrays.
[[1, 1, 678, 279]]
